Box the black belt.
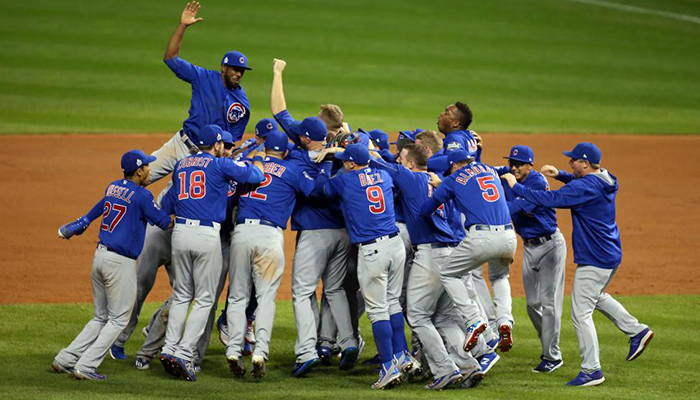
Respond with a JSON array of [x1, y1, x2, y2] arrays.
[[524, 234, 554, 246], [360, 232, 399, 246], [175, 217, 216, 227], [471, 224, 514, 231], [236, 218, 280, 229], [179, 129, 200, 153], [412, 242, 459, 252]]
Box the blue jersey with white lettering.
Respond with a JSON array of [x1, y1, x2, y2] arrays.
[[323, 167, 398, 244], [426, 130, 479, 173], [425, 162, 511, 228], [495, 167, 558, 239], [165, 57, 250, 143], [84, 179, 171, 259], [427, 151, 466, 242], [171, 152, 264, 223], [237, 156, 316, 228]]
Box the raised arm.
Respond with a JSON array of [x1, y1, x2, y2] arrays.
[[164, 2, 203, 61], [271, 59, 287, 115]]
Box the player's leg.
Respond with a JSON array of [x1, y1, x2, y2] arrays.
[[486, 229, 518, 351], [344, 245, 362, 339], [162, 225, 195, 357], [226, 225, 254, 362], [522, 245, 543, 341], [594, 269, 650, 348], [136, 298, 172, 365], [470, 266, 497, 340], [571, 265, 611, 374], [396, 222, 413, 316], [385, 236, 408, 359], [147, 130, 194, 184], [433, 299, 481, 377], [75, 252, 137, 372], [321, 229, 357, 353], [535, 231, 567, 364]]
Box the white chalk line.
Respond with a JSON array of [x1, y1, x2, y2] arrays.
[[561, 0, 700, 25]]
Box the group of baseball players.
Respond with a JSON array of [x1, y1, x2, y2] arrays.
[[50, 1, 654, 390]]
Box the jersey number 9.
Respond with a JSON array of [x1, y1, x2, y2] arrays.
[[366, 186, 386, 214]]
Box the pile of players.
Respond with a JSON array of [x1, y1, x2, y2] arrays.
[[50, 1, 654, 390]]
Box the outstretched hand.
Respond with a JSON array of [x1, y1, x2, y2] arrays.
[[540, 165, 559, 178], [428, 172, 442, 188], [502, 173, 517, 188], [273, 58, 286, 74], [472, 131, 483, 149], [181, 1, 203, 26]]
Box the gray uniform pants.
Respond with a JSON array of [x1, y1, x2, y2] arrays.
[[440, 225, 517, 328], [163, 221, 222, 362], [470, 266, 498, 339], [522, 229, 567, 361], [292, 229, 356, 363], [136, 298, 172, 359], [571, 265, 648, 373], [358, 235, 406, 323], [226, 223, 284, 360], [55, 247, 137, 372], [396, 222, 414, 314], [148, 130, 194, 184], [114, 224, 173, 348]]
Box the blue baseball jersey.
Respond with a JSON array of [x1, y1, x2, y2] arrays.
[[171, 152, 264, 223], [237, 156, 316, 229], [221, 180, 240, 235], [84, 179, 171, 259], [495, 167, 558, 239], [426, 150, 466, 242], [426, 130, 480, 173], [423, 162, 511, 228], [394, 191, 406, 223], [512, 169, 622, 269], [165, 57, 250, 143], [371, 161, 455, 245], [323, 167, 398, 244]]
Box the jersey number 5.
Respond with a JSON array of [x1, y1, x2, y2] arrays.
[[477, 176, 500, 202], [178, 171, 207, 200], [366, 186, 386, 214], [100, 202, 127, 232]]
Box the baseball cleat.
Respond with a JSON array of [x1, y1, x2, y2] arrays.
[[109, 344, 127, 360], [461, 369, 485, 389], [134, 357, 150, 370], [292, 357, 320, 378], [463, 321, 488, 352], [141, 326, 149, 338], [426, 370, 462, 390], [371, 362, 403, 390], [193, 363, 201, 373], [566, 370, 605, 387], [227, 355, 246, 378], [217, 313, 229, 346], [627, 328, 654, 362], [339, 346, 360, 371], [497, 324, 513, 352], [477, 352, 500, 374], [318, 345, 333, 366], [242, 341, 254, 356], [160, 353, 179, 377], [395, 351, 421, 378], [486, 337, 500, 352], [532, 359, 563, 373], [363, 353, 381, 365], [72, 368, 106, 381], [172, 356, 197, 382], [245, 320, 256, 344], [251, 355, 266, 379], [51, 360, 74, 374], [357, 335, 366, 359]]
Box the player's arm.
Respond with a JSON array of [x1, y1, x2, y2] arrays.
[[322, 172, 345, 199], [505, 174, 594, 209], [541, 165, 574, 183], [141, 191, 174, 230], [164, 2, 203, 61], [221, 157, 265, 184], [58, 196, 105, 239], [271, 59, 287, 115], [420, 177, 454, 215]]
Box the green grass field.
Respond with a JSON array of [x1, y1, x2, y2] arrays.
[[1, 296, 698, 400], [1, 0, 699, 134]]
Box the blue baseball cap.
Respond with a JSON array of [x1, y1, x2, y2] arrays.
[[290, 117, 327, 141], [367, 129, 389, 146], [198, 125, 225, 146], [265, 130, 290, 152], [443, 150, 473, 176], [336, 144, 370, 165], [503, 145, 534, 164], [391, 128, 424, 144], [563, 142, 601, 164], [121, 149, 156, 174], [221, 51, 252, 70], [220, 130, 234, 145], [255, 118, 279, 138], [356, 132, 370, 148]]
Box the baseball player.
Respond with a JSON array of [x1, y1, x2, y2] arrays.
[[225, 128, 320, 379], [271, 60, 359, 377], [148, 1, 252, 184], [160, 125, 265, 382], [319, 144, 410, 390], [421, 149, 517, 354], [52, 150, 172, 380], [494, 145, 567, 372], [502, 142, 653, 386]]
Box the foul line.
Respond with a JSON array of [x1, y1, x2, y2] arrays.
[[562, 0, 700, 25]]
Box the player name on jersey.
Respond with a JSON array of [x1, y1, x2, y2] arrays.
[[455, 164, 498, 186], [358, 171, 384, 187], [264, 161, 286, 178], [178, 156, 214, 169], [105, 183, 135, 204]]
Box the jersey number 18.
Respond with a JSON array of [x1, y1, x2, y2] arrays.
[[178, 171, 207, 200]]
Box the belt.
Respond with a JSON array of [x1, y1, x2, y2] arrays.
[[412, 242, 459, 252], [236, 218, 280, 229], [179, 129, 200, 154], [524, 234, 554, 246], [175, 217, 216, 227], [469, 224, 514, 232], [96, 243, 135, 260], [359, 232, 399, 246]]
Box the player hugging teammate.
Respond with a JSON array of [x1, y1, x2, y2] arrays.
[[51, 1, 654, 390]]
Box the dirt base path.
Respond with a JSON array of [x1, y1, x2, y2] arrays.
[[1, 133, 697, 304]]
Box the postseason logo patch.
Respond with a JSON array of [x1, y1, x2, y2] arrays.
[[227, 102, 246, 124]]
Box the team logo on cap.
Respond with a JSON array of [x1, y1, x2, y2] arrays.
[[217, 133, 222, 141], [513, 149, 519, 156], [224, 57, 229, 64], [227, 102, 246, 123], [136, 159, 142, 167], [239, 56, 245, 64], [266, 122, 273, 130]]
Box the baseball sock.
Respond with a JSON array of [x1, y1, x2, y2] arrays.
[[389, 312, 409, 354], [371, 320, 394, 364]]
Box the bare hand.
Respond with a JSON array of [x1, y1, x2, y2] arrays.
[[428, 172, 442, 188], [472, 131, 483, 149], [273, 58, 286, 74], [502, 173, 517, 188], [540, 165, 559, 178], [314, 147, 343, 163], [181, 2, 203, 26]]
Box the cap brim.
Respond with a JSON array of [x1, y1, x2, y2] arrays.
[[563, 150, 575, 158], [143, 155, 157, 165], [335, 151, 351, 161]]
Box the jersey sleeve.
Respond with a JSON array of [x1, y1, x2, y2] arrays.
[[494, 166, 510, 176], [159, 184, 177, 216], [220, 158, 265, 184], [512, 179, 595, 209], [274, 110, 301, 146], [420, 177, 454, 215], [163, 57, 206, 84], [324, 173, 345, 198], [556, 170, 575, 183], [139, 190, 172, 230], [379, 149, 396, 163], [295, 167, 316, 197], [85, 197, 106, 222], [427, 153, 449, 173]]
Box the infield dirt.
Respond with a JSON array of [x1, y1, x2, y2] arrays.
[[1, 133, 697, 304]]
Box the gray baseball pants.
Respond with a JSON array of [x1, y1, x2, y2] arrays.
[[358, 235, 406, 323], [226, 223, 284, 360], [440, 225, 517, 329], [572, 265, 648, 373], [148, 130, 194, 184], [396, 222, 414, 314], [522, 229, 567, 362], [163, 221, 222, 362], [470, 266, 498, 339], [54, 246, 137, 372], [136, 298, 172, 360], [292, 228, 356, 363]]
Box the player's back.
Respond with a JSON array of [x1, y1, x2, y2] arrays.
[[450, 162, 511, 228]]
